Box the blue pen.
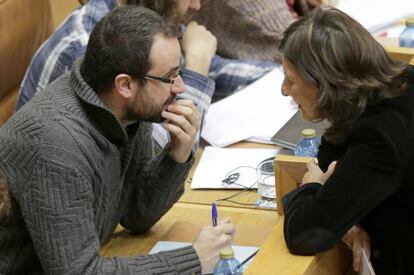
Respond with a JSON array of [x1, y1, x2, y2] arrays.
[[212, 202, 218, 227]]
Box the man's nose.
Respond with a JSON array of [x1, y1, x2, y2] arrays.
[[171, 75, 185, 95]]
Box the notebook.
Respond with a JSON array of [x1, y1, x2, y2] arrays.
[[149, 241, 258, 271], [271, 111, 330, 150]]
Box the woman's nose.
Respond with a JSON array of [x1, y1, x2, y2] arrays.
[[281, 79, 289, 96]]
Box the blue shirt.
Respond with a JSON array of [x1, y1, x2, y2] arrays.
[[18, 0, 277, 148]]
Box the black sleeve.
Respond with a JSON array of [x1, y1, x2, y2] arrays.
[[282, 116, 406, 255], [317, 136, 346, 172]]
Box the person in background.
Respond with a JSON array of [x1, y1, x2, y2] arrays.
[[280, 6, 414, 275], [16, 0, 276, 149], [0, 6, 235, 274], [185, 0, 338, 63]]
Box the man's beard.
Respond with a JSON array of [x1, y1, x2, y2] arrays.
[[126, 94, 177, 123]]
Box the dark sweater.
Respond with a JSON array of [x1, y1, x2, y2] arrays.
[[283, 66, 414, 275], [0, 59, 200, 274]]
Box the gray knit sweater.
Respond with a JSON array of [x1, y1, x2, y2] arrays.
[[0, 59, 200, 274]]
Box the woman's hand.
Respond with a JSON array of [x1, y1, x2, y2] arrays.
[[343, 225, 371, 272], [302, 160, 337, 185]]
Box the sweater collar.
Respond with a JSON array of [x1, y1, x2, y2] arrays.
[[69, 58, 137, 145]]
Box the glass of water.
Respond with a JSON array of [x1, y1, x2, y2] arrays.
[[256, 158, 276, 209]]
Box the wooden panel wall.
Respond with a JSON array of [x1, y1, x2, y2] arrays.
[[49, 0, 80, 28]]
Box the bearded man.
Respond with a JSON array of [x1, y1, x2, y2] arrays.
[[0, 6, 235, 274]]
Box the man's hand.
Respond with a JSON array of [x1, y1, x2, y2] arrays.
[[161, 99, 200, 163], [343, 225, 371, 272], [193, 218, 235, 274], [302, 160, 337, 185], [182, 21, 217, 76]]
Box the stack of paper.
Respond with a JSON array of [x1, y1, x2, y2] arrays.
[[191, 146, 279, 189], [361, 248, 376, 275], [201, 68, 297, 147]]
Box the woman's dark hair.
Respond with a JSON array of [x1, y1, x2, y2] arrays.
[[280, 6, 408, 144], [81, 6, 179, 94]]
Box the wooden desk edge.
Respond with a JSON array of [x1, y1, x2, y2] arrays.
[[246, 218, 352, 275], [376, 37, 414, 64], [275, 155, 311, 215]]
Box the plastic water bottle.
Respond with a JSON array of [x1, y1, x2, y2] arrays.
[[294, 128, 319, 157], [399, 17, 414, 48], [213, 247, 242, 275]]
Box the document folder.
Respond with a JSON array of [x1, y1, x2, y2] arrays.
[[271, 111, 330, 150]]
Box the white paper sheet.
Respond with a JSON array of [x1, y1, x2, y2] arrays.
[[201, 68, 297, 147], [149, 241, 258, 271], [360, 248, 376, 275], [336, 0, 414, 33], [191, 146, 279, 189]]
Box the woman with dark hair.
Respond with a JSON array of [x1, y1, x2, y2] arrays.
[[280, 6, 414, 275]]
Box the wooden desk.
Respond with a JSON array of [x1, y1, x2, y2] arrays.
[[101, 145, 354, 274], [241, 155, 353, 274], [377, 36, 414, 64], [246, 217, 353, 275], [101, 203, 352, 275], [111, 35, 414, 274], [275, 155, 310, 215], [101, 202, 279, 257], [179, 142, 279, 209]]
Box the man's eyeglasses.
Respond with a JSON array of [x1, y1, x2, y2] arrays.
[[143, 69, 181, 85]]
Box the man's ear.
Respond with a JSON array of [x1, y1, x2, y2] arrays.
[[114, 74, 136, 99]]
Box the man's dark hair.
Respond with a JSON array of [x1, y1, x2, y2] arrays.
[[81, 6, 179, 94]]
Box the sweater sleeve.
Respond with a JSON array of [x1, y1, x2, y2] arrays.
[[120, 129, 194, 234], [15, 156, 200, 275], [282, 117, 405, 255]]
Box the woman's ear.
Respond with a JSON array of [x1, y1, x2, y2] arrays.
[[114, 74, 135, 99]]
